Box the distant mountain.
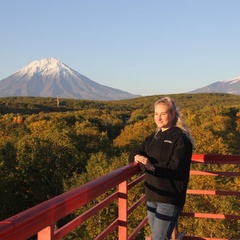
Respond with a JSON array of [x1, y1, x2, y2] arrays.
[[0, 58, 140, 100], [189, 76, 240, 95]]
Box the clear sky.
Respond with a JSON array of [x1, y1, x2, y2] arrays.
[[1, 0, 240, 96]]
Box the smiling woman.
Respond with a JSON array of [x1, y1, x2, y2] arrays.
[[129, 96, 194, 240]]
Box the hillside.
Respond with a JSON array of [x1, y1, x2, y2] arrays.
[[0, 93, 239, 115]]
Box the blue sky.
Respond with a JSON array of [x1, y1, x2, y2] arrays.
[[1, 0, 240, 96]]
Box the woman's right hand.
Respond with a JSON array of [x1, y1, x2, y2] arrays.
[[134, 154, 154, 171], [134, 154, 148, 171]]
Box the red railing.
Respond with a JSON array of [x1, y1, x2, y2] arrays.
[[0, 154, 239, 240], [181, 154, 240, 240]]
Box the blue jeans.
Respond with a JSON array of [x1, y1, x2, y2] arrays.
[[147, 202, 181, 240]]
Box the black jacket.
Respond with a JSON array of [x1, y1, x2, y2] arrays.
[[129, 127, 193, 208]]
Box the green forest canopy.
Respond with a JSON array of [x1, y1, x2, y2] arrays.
[[0, 93, 239, 239]]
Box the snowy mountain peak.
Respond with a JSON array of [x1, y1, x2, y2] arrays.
[[189, 75, 240, 95], [17, 57, 74, 78], [222, 76, 240, 84], [0, 58, 139, 100]]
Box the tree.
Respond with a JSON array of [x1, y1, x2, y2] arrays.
[[113, 117, 154, 151]]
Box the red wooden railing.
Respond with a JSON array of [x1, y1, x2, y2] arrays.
[[0, 154, 239, 240]]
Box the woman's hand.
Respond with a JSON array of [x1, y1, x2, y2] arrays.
[[134, 154, 154, 171]]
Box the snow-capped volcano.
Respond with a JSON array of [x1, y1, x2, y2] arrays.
[[189, 76, 240, 95], [17, 58, 74, 79], [0, 58, 139, 100]]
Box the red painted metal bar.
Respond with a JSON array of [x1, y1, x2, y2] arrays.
[[38, 225, 55, 240], [181, 212, 240, 220], [95, 219, 118, 240], [128, 195, 145, 215], [187, 189, 240, 196], [0, 162, 140, 240], [191, 154, 240, 164], [54, 192, 118, 239], [183, 237, 229, 240], [128, 216, 148, 240], [128, 173, 144, 188], [0, 154, 240, 240], [190, 170, 240, 177], [118, 181, 128, 239]]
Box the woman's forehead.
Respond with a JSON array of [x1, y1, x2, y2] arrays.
[[154, 103, 170, 112]]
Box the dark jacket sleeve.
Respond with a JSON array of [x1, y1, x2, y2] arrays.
[[128, 134, 154, 163]]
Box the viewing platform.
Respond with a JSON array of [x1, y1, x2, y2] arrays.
[[0, 154, 239, 240]]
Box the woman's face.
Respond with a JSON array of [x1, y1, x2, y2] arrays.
[[154, 103, 175, 131]]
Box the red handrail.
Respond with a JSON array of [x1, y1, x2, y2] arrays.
[[0, 154, 239, 240], [191, 153, 240, 164], [0, 162, 142, 240]]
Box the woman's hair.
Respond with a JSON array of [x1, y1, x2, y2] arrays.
[[154, 96, 194, 145]]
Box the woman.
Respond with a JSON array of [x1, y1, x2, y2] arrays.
[[129, 97, 194, 240]]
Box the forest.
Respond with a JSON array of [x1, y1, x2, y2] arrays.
[[0, 93, 240, 239]]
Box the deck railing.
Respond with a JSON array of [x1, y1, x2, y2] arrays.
[[0, 154, 239, 240], [180, 154, 240, 240]]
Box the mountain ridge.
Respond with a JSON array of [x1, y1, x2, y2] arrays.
[[0, 58, 140, 100], [189, 76, 240, 95], [1, 58, 240, 98]]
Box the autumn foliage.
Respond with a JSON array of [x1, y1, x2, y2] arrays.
[[0, 93, 239, 238]]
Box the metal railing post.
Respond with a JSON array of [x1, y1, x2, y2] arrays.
[[38, 224, 55, 240], [118, 180, 128, 240]]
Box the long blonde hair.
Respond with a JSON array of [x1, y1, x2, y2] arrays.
[[154, 96, 194, 145]]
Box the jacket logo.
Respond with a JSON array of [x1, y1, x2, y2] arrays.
[[164, 140, 172, 144]]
